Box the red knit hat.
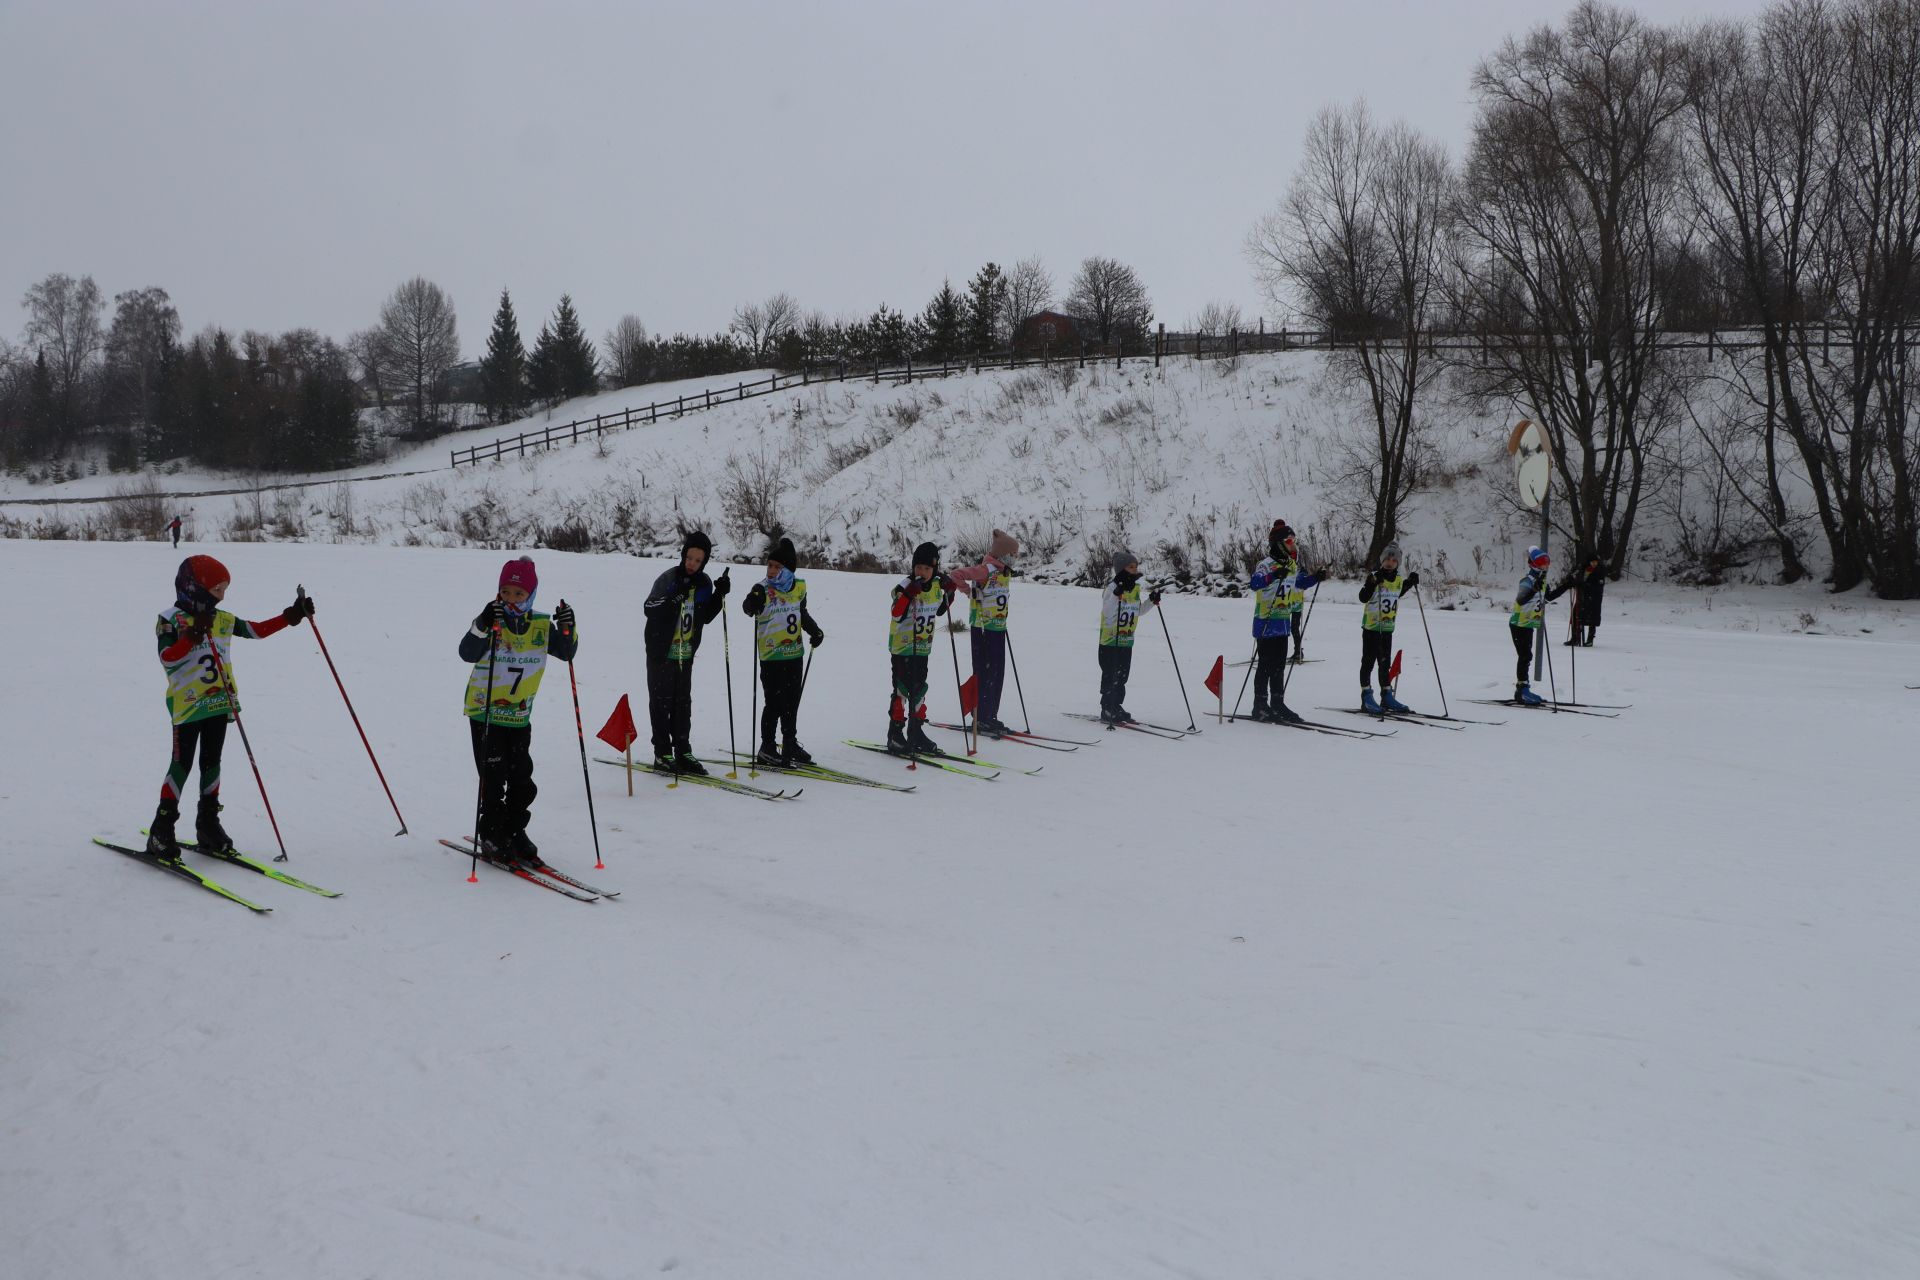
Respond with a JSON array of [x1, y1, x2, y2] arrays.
[[174, 555, 229, 615], [499, 556, 538, 593], [186, 554, 229, 590]]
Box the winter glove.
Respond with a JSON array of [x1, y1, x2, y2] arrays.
[[555, 602, 576, 633], [182, 615, 213, 646], [281, 595, 315, 626], [1404, 572, 1420, 590], [938, 573, 955, 595], [475, 600, 506, 631], [906, 577, 928, 596], [1150, 589, 1163, 604], [1365, 570, 1381, 587], [808, 629, 825, 648], [1113, 582, 1128, 598], [742, 584, 766, 615], [715, 569, 731, 597]]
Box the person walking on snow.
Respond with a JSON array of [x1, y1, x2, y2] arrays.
[[1508, 545, 1569, 705], [165, 514, 183, 548], [947, 528, 1019, 736], [1248, 520, 1320, 724], [641, 529, 730, 775], [458, 556, 577, 866], [1357, 542, 1420, 713], [1098, 550, 1160, 723], [885, 541, 952, 755], [741, 536, 824, 767], [146, 555, 316, 857], [1561, 552, 1606, 647]]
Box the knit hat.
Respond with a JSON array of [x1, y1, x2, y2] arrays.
[[767, 536, 799, 571], [682, 528, 713, 558], [500, 556, 538, 593], [912, 541, 941, 570], [1268, 520, 1295, 558], [990, 528, 1019, 560], [174, 554, 229, 615], [1527, 545, 1550, 570], [1111, 548, 1139, 572], [1380, 541, 1402, 564]]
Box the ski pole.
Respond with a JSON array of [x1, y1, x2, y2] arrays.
[[720, 589, 739, 779], [558, 602, 604, 870], [1231, 641, 1256, 718], [204, 634, 291, 863], [750, 638, 761, 778], [470, 618, 501, 882], [1541, 600, 1560, 711], [1411, 583, 1450, 720], [1156, 595, 1197, 731], [1296, 578, 1321, 663], [297, 585, 406, 836], [946, 609, 976, 755], [665, 654, 683, 790], [1005, 628, 1032, 735], [1568, 588, 1578, 705]]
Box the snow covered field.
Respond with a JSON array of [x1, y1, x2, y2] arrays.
[[4, 537, 1917, 1279]]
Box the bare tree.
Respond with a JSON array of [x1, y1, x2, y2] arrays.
[[1454, 1, 1694, 571], [21, 272, 105, 431], [376, 277, 459, 431], [1249, 102, 1457, 563], [1005, 256, 1054, 330], [760, 292, 801, 355], [346, 327, 390, 409], [1063, 256, 1154, 349], [1188, 301, 1247, 337], [728, 301, 767, 357], [604, 315, 651, 387]]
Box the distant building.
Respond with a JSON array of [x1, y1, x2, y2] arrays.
[[1015, 310, 1087, 353]]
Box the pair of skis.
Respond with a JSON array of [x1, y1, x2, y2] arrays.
[[1221, 712, 1390, 739], [1464, 698, 1629, 719], [926, 722, 1091, 753], [593, 756, 801, 801], [701, 753, 918, 793], [437, 838, 619, 902], [1060, 712, 1194, 740], [92, 834, 346, 914]]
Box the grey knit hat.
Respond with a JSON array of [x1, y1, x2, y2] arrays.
[[1111, 548, 1138, 572]]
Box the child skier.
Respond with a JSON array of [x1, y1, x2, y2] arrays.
[[1509, 545, 1569, 705], [885, 541, 952, 754], [947, 528, 1018, 736], [147, 555, 316, 857], [459, 556, 578, 865], [1098, 550, 1161, 723], [741, 536, 824, 767], [1247, 520, 1320, 723], [641, 529, 730, 774], [165, 514, 183, 548], [1562, 552, 1606, 647], [1357, 542, 1420, 713]]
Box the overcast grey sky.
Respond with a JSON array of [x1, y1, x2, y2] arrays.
[[1, 0, 1775, 356]]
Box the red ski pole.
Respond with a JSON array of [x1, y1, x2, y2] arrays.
[[204, 636, 291, 863], [298, 585, 406, 836]]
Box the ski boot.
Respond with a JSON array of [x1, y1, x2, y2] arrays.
[[1360, 688, 1384, 715], [507, 829, 541, 868], [979, 717, 1008, 738], [1381, 689, 1412, 714], [886, 720, 912, 754], [1515, 682, 1545, 706], [907, 717, 940, 755], [1249, 701, 1270, 724], [1098, 707, 1118, 724], [673, 752, 708, 777], [475, 826, 514, 862], [651, 753, 676, 773], [782, 738, 814, 766], [1273, 702, 1304, 725], [755, 741, 785, 769], [146, 799, 181, 859], [195, 798, 235, 854], [1112, 706, 1135, 724]]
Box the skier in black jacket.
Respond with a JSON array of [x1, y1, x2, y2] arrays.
[[641, 530, 730, 774], [1561, 553, 1606, 647]]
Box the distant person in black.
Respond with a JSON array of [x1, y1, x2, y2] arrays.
[[166, 515, 183, 548], [641, 530, 729, 775], [1562, 554, 1606, 647]]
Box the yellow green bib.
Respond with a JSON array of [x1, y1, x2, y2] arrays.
[[756, 580, 808, 662], [889, 577, 944, 656], [1364, 573, 1405, 631], [161, 608, 238, 726], [1100, 584, 1144, 648], [969, 566, 1012, 632], [463, 614, 553, 727]]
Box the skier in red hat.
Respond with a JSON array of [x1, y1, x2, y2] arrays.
[[146, 555, 315, 857]]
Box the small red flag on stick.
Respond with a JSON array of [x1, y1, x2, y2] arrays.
[[1389, 649, 1403, 686], [1204, 655, 1224, 723], [959, 673, 979, 718], [597, 694, 638, 797]]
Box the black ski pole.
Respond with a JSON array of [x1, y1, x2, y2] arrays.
[[1411, 583, 1449, 720], [1231, 641, 1257, 718], [298, 585, 406, 835], [204, 636, 291, 863], [1005, 628, 1032, 735], [558, 602, 603, 870], [1156, 595, 1197, 731], [946, 609, 975, 755], [1295, 577, 1321, 664], [1541, 600, 1560, 711], [720, 587, 739, 779], [469, 618, 500, 882], [749, 636, 761, 778]]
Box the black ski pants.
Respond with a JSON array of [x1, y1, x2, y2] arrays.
[[1360, 629, 1394, 690], [759, 657, 803, 746], [1253, 635, 1291, 712], [1098, 644, 1134, 713], [161, 716, 228, 805], [646, 651, 695, 759], [1510, 624, 1537, 684], [971, 628, 1007, 722], [470, 719, 536, 841]]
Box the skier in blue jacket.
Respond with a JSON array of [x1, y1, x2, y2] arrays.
[[1247, 520, 1321, 724]]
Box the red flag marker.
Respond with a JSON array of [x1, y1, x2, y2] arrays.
[[597, 694, 639, 798]]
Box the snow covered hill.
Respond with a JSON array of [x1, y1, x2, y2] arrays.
[[1, 353, 1669, 594], [4, 537, 1917, 1279]]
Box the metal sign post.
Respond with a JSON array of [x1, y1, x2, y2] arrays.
[[1507, 419, 1552, 681]]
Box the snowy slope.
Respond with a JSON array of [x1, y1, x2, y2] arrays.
[[4, 537, 1917, 1280]]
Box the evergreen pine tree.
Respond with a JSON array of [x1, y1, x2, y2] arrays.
[[549, 294, 599, 399], [920, 281, 966, 361], [478, 288, 528, 422], [527, 321, 561, 405], [26, 350, 58, 460], [965, 262, 1009, 355]]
